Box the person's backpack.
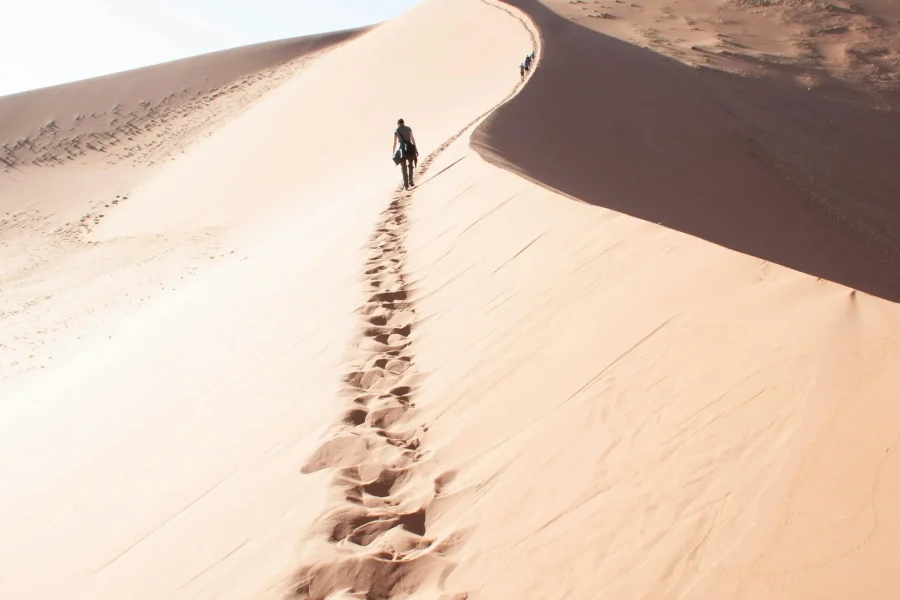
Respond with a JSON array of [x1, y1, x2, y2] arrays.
[[396, 128, 416, 159]]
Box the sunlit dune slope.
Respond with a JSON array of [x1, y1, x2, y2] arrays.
[[0, 1, 530, 599], [0, 29, 366, 167]]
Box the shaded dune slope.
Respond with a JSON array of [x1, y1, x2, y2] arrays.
[[473, 0, 900, 301]]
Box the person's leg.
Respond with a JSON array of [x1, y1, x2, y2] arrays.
[[401, 158, 410, 188]]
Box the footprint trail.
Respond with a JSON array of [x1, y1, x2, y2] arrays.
[[287, 2, 540, 598]]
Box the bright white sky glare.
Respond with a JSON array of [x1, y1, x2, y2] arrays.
[[1, 0, 423, 96]]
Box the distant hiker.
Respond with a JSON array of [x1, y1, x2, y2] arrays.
[[520, 63, 526, 79], [524, 53, 532, 71], [392, 118, 418, 190]]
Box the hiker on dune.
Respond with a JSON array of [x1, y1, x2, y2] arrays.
[[392, 118, 418, 190]]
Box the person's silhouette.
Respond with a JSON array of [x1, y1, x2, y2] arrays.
[[393, 119, 418, 190]]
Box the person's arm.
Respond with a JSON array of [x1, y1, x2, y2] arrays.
[[392, 132, 397, 153], [410, 131, 417, 145]]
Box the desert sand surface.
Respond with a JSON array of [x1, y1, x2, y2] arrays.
[[3, 0, 900, 599], [0, 28, 367, 383]]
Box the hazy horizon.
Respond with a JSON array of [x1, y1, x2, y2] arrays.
[[2, 0, 423, 97]]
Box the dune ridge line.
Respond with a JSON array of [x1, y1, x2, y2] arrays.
[[286, 3, 539, 598]]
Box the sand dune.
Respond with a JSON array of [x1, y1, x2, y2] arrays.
[[411, 122, 900, 600], [0, 30, 365, 170], [0, 29, 365, 383], [0, 1, 530, 598], [3, 0, 900, 598], [475, 0, 900, 300]]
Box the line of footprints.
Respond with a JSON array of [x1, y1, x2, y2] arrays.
[[291, 188, 467, 600], [287, 4, 538, 592]]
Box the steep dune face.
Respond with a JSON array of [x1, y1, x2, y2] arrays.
[[473, 0, 900, 301]]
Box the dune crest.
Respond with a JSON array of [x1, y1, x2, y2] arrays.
[[474, 0, 900, 301], [287, 6, 540, 597]]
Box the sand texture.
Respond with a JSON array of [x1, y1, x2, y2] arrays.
[[2, 0, 900, 598]]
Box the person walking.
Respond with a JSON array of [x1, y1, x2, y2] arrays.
[[393, 118, 418, 190], [519, 62, 526, 79]]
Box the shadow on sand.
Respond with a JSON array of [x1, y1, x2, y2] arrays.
[[473, 0, 900, 302]]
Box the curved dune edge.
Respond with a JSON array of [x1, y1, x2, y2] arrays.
[[472, 0, 900, 302], [283, 3, 540, 598]]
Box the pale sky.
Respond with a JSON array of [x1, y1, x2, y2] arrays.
[[1, 0, 423, 97]]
